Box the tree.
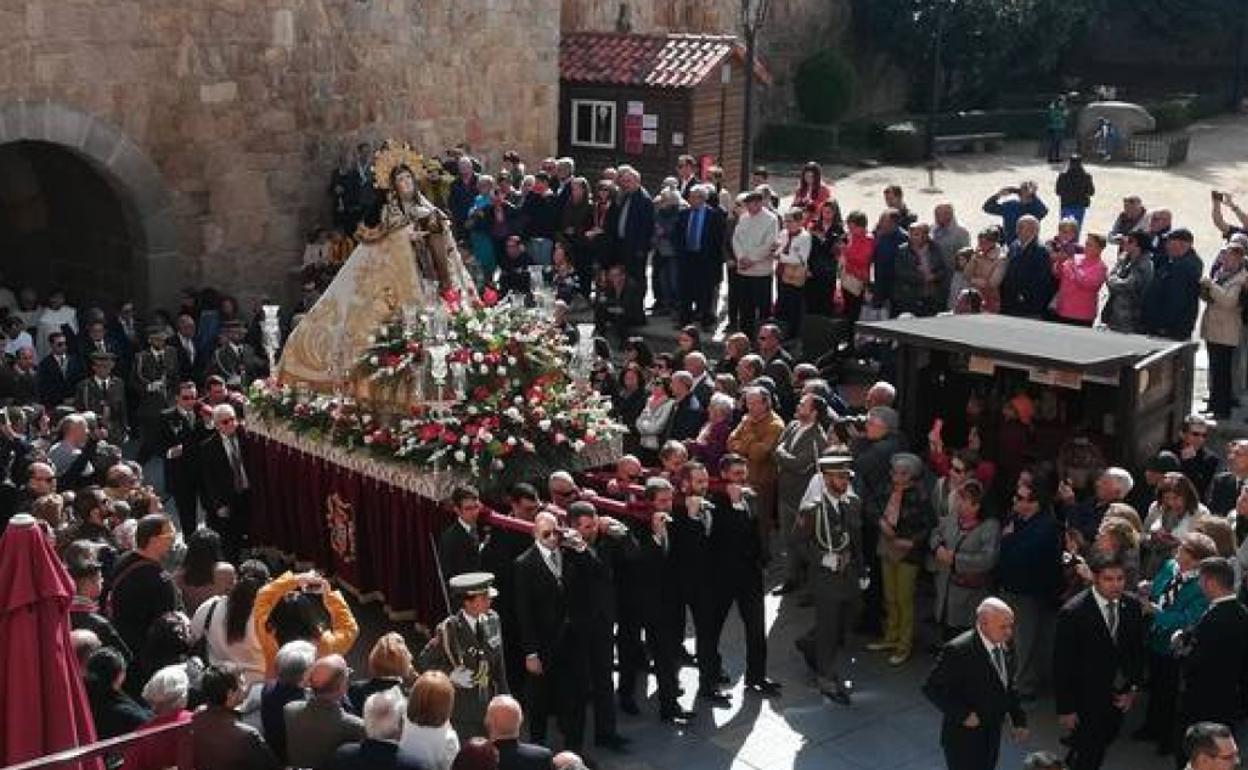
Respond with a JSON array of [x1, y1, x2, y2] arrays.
[[794, 48, 856, 125], [739, 0, 773, 191]]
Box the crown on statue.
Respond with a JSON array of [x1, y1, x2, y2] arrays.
[[371, 139, 429, 191]]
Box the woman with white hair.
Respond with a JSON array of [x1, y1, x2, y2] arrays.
[[122, 664, 193, 770], [331, 687, 427, 769], [686, 392, 736, 471]]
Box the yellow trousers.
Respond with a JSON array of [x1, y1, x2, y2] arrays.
[[881, 559, 919, 653]]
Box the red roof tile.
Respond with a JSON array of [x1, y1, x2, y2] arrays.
[[559, 32, 771, 89]]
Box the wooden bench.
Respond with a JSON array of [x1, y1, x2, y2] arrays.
[[934, 131, 1006, 153]]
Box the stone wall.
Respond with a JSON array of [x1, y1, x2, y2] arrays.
[[0, 0, 559, 309]]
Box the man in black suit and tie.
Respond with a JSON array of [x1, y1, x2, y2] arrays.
[[1174, 557, 1248, 768], [36, 331, 83, 408], [1053, 553, 1146, 770], [672, 461, 727, 704], [484, 484, 544, 695], [438, 485, 485, 585], [161, 382, 208, 535], [514, 511, 570, 745], [618, 478, 695, 723], [170, 313, 206, 386], [485, 695, 553, 770], [923, 597, 1029, 770], [78, 320, 124, 364], [198, 402, 250, 561], [672, 185, 726, 329]]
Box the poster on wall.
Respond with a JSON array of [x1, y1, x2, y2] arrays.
[[624, 111, 643, 155]]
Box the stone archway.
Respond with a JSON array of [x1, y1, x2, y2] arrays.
[[0, 101, 180, 309]]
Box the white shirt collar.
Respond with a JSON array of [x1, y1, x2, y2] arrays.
[[977, 628, 1004, 656], [1210, 593, 1238, 607]]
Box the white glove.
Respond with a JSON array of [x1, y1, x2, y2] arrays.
[[449, 666, 474, 689]]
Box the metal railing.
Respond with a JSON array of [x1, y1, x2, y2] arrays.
[[2, 719, 192, 770]]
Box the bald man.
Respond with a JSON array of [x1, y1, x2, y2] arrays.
[[285, 654, 364, 769], [486, 695, 553, 770], [923, 598, 1029, 770], [513, 512, 571, 745]]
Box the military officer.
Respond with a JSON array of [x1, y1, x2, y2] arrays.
[[132, 324, 180, 463], [418, 572, 509, 739], [209, 319, 263, 389], [795, 453, 864, 705], [75, 350, 128, 444]]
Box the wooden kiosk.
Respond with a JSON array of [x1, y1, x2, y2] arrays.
[[858, 314, 1198, 472]]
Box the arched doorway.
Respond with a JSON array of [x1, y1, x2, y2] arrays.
[[0, 102, 181, 310], [0, 141, 141, 306]]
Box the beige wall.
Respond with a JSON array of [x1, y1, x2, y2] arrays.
[[0, 0, 559, 309]]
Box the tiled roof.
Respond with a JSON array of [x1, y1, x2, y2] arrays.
[[559, 32, 771, 89]]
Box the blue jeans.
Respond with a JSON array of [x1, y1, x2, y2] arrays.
[[652, 251, 678, 309]]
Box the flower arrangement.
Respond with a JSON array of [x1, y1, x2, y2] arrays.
[[252, 295, 622, 488]]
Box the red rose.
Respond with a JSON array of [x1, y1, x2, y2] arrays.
[[482, 287, 499, 306], [419, 424, 441, 442], [440, 428, 458, 445]]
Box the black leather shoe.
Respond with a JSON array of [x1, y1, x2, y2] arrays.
[[717, 670, 731, 686], [795, 639, 817, 671], [697, 688, 731, 706], [771, 581, 800, 597], [745, 678, 783, 696], [822, 686, 851, 706], [595, 734, 631, 752], [618, 696, 640, 716], [659, 706, 697, 723]]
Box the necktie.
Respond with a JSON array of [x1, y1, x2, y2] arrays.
[[474, 618, 486, 648], [548, 549, 562, 579], [1106, 600, 1119, 640], [185, 339, 195, 364], [702, 509, 713, 536], [227, 436, 248, 492], [57, 355, 66, 374], [991, 645, 1009, 687], [617, 195, 632, 239], [688, 207, 703, 251]]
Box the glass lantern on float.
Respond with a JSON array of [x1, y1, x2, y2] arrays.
[[571, 323, 597, 384], [262, 305, 282, 373]]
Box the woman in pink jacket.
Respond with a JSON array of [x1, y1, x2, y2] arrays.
[[1052, 232, 1108, 326]]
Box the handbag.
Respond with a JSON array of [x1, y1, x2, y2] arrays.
[[840, 270, 864, 297], [779, 232, 809, 287], [947, 530, 991, 589]]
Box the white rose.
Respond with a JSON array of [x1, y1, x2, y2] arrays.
[[460, 435, 470, 446], [586, 429, 597, 440], [480, 431, 493, 443], [507, 356, 518, 366], [454, 450, 466, 463], [492, 459, 505, 471], [473, 352, 484, 363], [467, 405, 479, 415], [479, 364, 489, 375], [513, 396, 524, 405], [497, 366, 507, 375], [539, 419, 552, 432], [572, 440, 586, 452], [369, 355, 379, 365], [505, 436, 518, 446]]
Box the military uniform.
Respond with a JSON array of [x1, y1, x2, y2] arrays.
[[796, 456, 865, 702], [131, 329, 180, 461], [75, 353, 129, 443], [417, 572, 509, 738], [209, 326, 263, 389]]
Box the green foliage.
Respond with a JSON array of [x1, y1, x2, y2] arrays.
[[855, 0, 1107, 109], [1145, 99, 1192, 132], [794, 48, 856, 125]]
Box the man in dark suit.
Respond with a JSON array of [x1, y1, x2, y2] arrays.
[[605, 166, 655, 283], [198, 402, 250, 561], [285, 654, 365, 769], [36, 331, 83, 407], [438, 485, 485, 585], [1, 345, 39, 405], [483, 484, 543, 694], [563, 501, 634, 754], [78, 319, 124, 363], [161, 382, 207, 535], [327, 687, 423, 770], [673, 184, 726, 328], [672, 461, 726, 704], [620, 479, 695, 722], [1174, 557, 1248, 767], [485, 695, 553, 770], [704, 453, 781, 697], [1206, 439, 1248, 519], [170, 313, 206, 385], [1053, 553, 1146, 770], [923, 597, 1029, 770], [1167, 415, 1222, 501], [999, 215, 1057, 319], [514, 511, 571, 745], [665, 371, 705, 441]]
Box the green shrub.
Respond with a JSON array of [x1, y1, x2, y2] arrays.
[[882, 122, 925, 163], [754, 123, 840, 161], [1146, 99, 1192, 132], [794, 48, 856, 125]]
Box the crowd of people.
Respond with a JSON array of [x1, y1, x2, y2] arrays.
[[3, 136, 1248, 770]]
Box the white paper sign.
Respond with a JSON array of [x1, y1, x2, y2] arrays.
[[642, 114, 657, 129], [627, 101, 644, 115], [641, 129, 658, 145], [672, 132, 685, 146]]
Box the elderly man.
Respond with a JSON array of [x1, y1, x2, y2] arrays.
[[852, 405, 904, 636], [894, 222, 949, 317], [260, 640, 316, 763], [1000, 215, 1056, 319], [795, 454, 864, 704], [199, 402, 250, 560], [1142, 228, 1203, 342], [106, 513, 181, 655], [923, 598, 1029, 770], [983, 181, 1049, 244], [932, 203, 971, 276], [327, 688, 424, 770], [757, 322, 794, 369], [683, 351, 714, 406], [731, 190, 781, 338], [1108, 195, 1148, 240], [606, 165, 655, 284], [674, 184, 726, 329], [1168, 414, 1223, 500], [727, 386, 785, 549], [286, 654, 366, 770], [1207, 439, 1248, 517], [1181, 723, 1239, 770], [773, 393, 830, 598], [667, 370, 705, 441], [486, 695, 554, 770], [514, 511, 571, 744], [1144, 207, 1174, 256], [1056, 467, 1133, 542]]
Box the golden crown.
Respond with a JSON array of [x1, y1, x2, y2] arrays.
[[371, 140, 428, 190]]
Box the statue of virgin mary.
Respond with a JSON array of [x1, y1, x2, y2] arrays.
[[276, 141, 476, 390]]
